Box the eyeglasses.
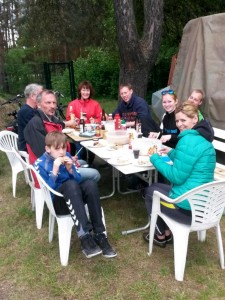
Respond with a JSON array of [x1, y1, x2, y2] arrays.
[[161, 89, 176, 95]]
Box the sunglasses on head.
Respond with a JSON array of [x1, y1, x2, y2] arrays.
[[161, 89, 176, 95]]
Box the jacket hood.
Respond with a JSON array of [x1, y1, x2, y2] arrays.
[[192, 119, 214, 142]]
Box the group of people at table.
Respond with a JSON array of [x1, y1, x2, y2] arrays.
[[16, 80, 215, 257]]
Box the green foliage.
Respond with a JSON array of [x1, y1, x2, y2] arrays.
[[4, 47, 44, 94], [74, 48, 119, 99]]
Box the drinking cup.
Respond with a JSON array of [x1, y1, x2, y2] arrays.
[[133, 149, 140, 159]]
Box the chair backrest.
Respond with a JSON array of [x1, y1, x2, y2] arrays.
[[171, 181, 225, 231], [0, 130, 20, 166], [29, 164, 63, 218]]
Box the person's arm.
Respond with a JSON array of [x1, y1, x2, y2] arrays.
[[24, 117, 46, 158], [150, 137, 199, 185]]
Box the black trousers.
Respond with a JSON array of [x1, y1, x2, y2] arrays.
[[53, 179, 105, 237], [144, 183, 192, 235]]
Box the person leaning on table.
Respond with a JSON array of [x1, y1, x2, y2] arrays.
[[142, 101, 216, 247], [112, 83, 160, 137]]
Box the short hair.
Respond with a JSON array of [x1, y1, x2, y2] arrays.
[[36, 89, 56, 103], [24, 83, 43, 99], [45, 131, 67, 149], [119, 83, 133, 91], [175, 100, 198, 119], [77, 80, 94, 99], [190, 89, 204, 99]]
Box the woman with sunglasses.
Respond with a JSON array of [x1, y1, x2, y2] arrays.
[[149, 89, 180, 149], [143, 101, 216, 247]]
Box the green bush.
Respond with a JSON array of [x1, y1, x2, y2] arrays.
[[74, 48, 119, 99]]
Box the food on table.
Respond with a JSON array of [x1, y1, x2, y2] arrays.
[[148, 145, 157, 155], [116, 156, 129, 164], [137, 157, 150, 165]]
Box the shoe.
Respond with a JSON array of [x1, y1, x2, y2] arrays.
[[94, 233, 117, 258], [165, 234, 173, 244], [141, 188, 146, 200], [153, 234, 166, 248], [142, 232, 166, 248], [80, 233, 102, 258]]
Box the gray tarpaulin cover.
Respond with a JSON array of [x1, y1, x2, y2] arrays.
[[171, 13, 225, 129]]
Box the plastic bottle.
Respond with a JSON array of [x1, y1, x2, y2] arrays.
[[95, 123, 101, 137], [121, 119, 126, 130], [108, 113, 113, 121], [114, 113, 121, 130]]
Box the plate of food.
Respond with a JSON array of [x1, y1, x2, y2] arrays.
[[108, 156, 131, 166], [85, 140, 107, 148], [106, 144, 123, 151], [62, 128, 74, 134], [133, 156, 152, 167]]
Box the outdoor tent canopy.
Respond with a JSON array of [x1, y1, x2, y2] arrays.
[[171, 13, 225, 130]]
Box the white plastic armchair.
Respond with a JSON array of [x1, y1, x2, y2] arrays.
[[26, 163, 106, 266], [12, 149, 45, 229], [0, 130, 29, 197], [148, 180, 225, 281]]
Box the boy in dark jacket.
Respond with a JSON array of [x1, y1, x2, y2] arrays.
[[34, 131, 117, 259]]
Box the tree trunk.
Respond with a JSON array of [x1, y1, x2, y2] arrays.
[[113, 0, 164, 98], [0, 32, 6, 91]]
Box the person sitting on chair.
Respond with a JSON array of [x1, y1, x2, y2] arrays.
[[17, 83, 43, 151], [142, 101, 216, 247], [24, 89, 100, 183], [34, 131, 117, 258]]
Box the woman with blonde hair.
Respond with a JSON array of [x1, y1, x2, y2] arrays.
[[143, 101, 216, 247]]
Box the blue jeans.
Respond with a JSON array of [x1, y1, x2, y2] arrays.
[[78, 159, 101, 182]]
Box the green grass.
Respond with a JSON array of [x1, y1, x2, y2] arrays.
[[1, 151, 225, 300]]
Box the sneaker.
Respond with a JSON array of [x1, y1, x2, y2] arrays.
[[165, 234, 173, 244], [80, 233, 102, 258], [94, 233, 117, 258], [142, 232, 166, 248], [153, 234, 166, 248]]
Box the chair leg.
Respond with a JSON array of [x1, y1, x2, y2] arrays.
[[34, 189, 45, 229], [12, 170, 18, 198], [197, 230, 206, 241], [215, 224, 225, 269], [148, 215, 157, 255], [173, 228, 190, 281], [57, 218, 74, 266], [49, 213, 55, 243]]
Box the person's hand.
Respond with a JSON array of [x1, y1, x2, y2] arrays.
[[64, 119, 78, 128], [52, 157, 64, 175], [148, 132, 159, 138], [160, 135, 171, 143], [63, 156, 73, 173], [72, 155, 81, 168], [158, 146, 171, 155], [126, 121, 135, 127]]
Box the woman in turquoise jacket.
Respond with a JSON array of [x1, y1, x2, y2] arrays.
[[143, 101, 216, 247]]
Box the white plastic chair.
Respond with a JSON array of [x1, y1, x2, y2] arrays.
[[27, 164, 106, 266], [0, 130, 29, 197], [148, 180, 225, 281], [13, 149, 45, 229]]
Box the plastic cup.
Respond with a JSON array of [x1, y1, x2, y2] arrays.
[[133, 149, 140, 159]]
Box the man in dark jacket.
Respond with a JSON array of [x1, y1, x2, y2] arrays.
[[24, 89, 100, 182], [112, 83, 160, 137], [17, 83, 43, 151]]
